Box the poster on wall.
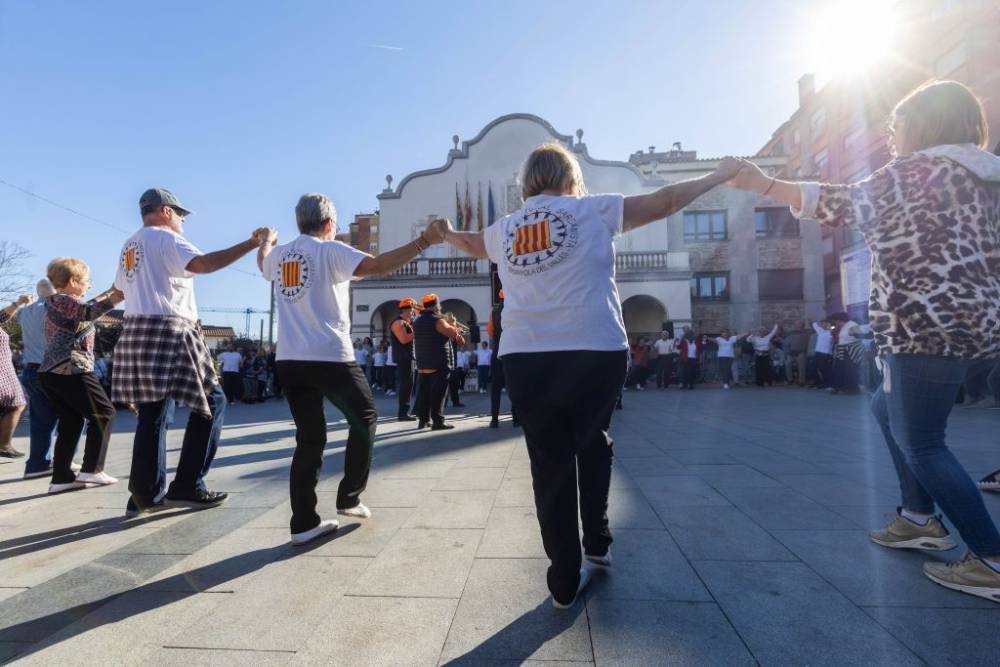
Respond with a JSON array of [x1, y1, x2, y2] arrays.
[[840, 245, 872, 314]]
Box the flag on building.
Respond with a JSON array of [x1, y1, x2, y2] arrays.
[[455, 183, 464, 231], [476, 182, 484, 231], [487, 182, 496, 226], [464, 182, 472, 233]]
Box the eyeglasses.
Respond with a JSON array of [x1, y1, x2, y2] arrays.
[[169, 206, 187, 219]]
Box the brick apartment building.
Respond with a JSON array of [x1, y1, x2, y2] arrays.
[[335, 212, 380, 254], [757, 0, 1000, 318]]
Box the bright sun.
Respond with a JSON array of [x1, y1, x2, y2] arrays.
[[806, 0, 897, 81]]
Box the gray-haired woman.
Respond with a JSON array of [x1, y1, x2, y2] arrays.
[[729, 80, 1000, 603], [442, 142, 741, 608]]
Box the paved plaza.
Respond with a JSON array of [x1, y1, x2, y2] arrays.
[[1, 386, 1000, 665]]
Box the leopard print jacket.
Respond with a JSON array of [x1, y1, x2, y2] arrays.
[[801, 150, 1000, 360]]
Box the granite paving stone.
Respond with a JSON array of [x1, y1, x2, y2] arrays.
[[350, 528, 481, 598]]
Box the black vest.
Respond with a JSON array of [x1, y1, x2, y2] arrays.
[[413, 311, 450, 370], [390, 317, 414, 363]]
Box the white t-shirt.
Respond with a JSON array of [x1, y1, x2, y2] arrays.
[[483, 193, 628, 356], [114, 226, 203, 321], [386, 346, 396, 366], [373, 351, 386, 367], [355, 348, 369, 365], [476, 348, 492, 366], [839, 321, 861, 346], [262, 234, 368, 363], [653, 338, 673, 355], [813, 322, 834, 354], [714, 336, 738, 358], [218, 351, 242, 373], [457, 350, 471, 369]]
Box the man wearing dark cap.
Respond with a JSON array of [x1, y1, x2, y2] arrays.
[[114, 188, 273, 518], [390, 298, 417, 421], [413, 294, 465, 430]]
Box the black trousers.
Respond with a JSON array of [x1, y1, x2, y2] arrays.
[[40, 372, 115, 484], [448, 368, 467, 405], [680, 358, 697, 389], [490, 355, 516, 421], [654, 357, 668, 388], [278, 360, 377, 534], [222, 371, 242, 402], [504, 350, 627, 603], [396, 358, 413, 418], [814, 352, 833, 387], [415, 370, 449, 426], [755, 353, 773, 386]]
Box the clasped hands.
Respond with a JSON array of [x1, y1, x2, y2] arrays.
[[422, 218, 453, 245], [714, 156, 774, 194]]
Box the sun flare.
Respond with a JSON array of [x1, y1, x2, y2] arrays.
[[806, 0, 897, 81]]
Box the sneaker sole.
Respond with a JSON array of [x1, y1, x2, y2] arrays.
[[923, 571, 1000, 603], [291, 522, 339, 546], [164, 497, 227, 510], [584, 556, 611, 568], [870, 535, 957, 551]]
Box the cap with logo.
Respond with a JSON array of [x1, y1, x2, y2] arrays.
[[139, 188, 192, 216]]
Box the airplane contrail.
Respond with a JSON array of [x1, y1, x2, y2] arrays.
[[367, 43, 404, 52]]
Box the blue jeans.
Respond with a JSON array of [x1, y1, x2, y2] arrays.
[[21, 366, 57, 474], [128, 386, 226, 504], [872, 353, 1000, 556]]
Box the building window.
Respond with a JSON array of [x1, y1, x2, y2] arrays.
[[691, 272, 729, 300], [813, 149, 828, 177], [683, 210, 727, 242], [758, 269, 804, 300], [810, 109, 825, 137], [843, 127, 865, 155], [755, 207, 800, 238]]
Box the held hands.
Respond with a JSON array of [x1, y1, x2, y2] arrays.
[[724, 158, 771, 193], [714, 156, 745, 183], [251, 227, 278, 247], [423, 218, 450, 244], [15, 294, 35, 307]]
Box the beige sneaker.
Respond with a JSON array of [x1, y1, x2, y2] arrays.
[[924, 552, 1000, 603], [869, 509, 956, 551]]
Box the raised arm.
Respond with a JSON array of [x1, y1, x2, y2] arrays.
[[622, 157, 743, 232], [442, 224, 488, 258], [1, 294, 34, 322], [354, 219, 446, 278], [189, 228, 274, 274], [256, 229, 279, 273]]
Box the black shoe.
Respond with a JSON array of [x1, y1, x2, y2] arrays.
[[417, 420, 428, 429], [397, 415, 417, 422], [615, 402, 623, 410], [431, 423, 455, 431], [489, 419, 499, 428], [165, 489, 228, 509], [125, 496, 168, 519]]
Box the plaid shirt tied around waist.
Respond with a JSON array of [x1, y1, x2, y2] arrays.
[[112, 315, 219, 417]]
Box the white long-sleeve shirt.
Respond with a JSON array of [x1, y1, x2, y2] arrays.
[[812, 322, 834, 355], [714, 336, 738, 358], [749, 325, 778, 353]]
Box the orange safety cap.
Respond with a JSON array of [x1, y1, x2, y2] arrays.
[[421, 293, 439, 306], [399, 298, 416, 309]]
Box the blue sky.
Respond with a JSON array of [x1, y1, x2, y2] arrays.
[[1, 0, 832, 335]]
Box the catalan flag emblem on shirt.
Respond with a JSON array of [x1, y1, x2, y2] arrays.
[[124, 248, 137, 272], [513, 219, 552, 256], [281, 260, 302, 288]]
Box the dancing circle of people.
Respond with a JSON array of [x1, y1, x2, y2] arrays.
[[3, 79, 1000, 608]]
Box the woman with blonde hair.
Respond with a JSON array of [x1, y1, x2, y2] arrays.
[[728, 80, 1000, 602], [442, 141, 741, 607], [39, 257, 124, 493], [0, 293, 35, 458]]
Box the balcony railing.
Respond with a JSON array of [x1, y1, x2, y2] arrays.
[[391, 261, 418, 277], [428, 257, 478, 276], [616, 251, 674, 273]]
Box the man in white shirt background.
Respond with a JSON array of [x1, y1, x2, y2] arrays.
[[812, 320, 835, 389], [652, 330, 674, 389], [475, 342, 492, 394], [258, 193, 446, 545], [217, 345, 244, 404]]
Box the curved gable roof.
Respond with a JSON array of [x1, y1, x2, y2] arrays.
[[378, 113, 663, 200]]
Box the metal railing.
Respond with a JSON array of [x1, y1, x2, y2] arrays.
[[391, 261, 418, 277]]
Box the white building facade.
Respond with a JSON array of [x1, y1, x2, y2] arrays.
[[350, 114, 810, 343]]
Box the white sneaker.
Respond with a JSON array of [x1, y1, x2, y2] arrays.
[[553, 568, 593, 609], [291, 519, 339, 546], [338, 503, 372, 519], [723, 384, 731, 390], [585, 549, 612, 568], [71, 462, 82, 473], [76, 471, 118, 486], [48, 481, 86, 494]]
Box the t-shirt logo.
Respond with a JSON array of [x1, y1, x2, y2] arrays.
[[503, 206, 576, 275], [513, 219, 552, 256], [276, 250, 312, 302], [120, 241, 144, 281]]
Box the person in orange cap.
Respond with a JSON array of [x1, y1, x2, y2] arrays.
[[389, 298, 418, 421], [412, 294, 464, 430]]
